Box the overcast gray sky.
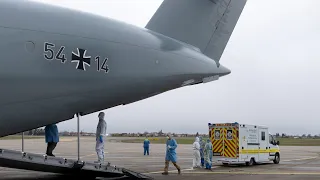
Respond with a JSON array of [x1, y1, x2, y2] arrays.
[[34, 0, 320, 135]]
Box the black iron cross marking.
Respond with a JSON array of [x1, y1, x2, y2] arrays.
[[71, 48, 91, 71]]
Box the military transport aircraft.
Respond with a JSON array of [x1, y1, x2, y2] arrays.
[[0, 0, 247, 137], [0, 0, 247, 178]]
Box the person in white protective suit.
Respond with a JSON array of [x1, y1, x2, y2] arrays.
[[192, 137, 201, 168], [95, 112, 107, 163]]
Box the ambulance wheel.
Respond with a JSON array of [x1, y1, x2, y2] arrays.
[[273, 153, 280, 164], [223, 163, 228, 166], [246, 158, 254, 166]]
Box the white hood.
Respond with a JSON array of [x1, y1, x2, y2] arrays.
[[193, 137, 200, 150], [195, 137, 200, 142]]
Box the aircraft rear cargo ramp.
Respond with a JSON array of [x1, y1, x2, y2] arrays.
[[0, 113, 153, 179], [0, 148, 153, 179]]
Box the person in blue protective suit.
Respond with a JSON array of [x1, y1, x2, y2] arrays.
[[204, 139, 213, 170], [199, 136, 205, 167], [143, 137, 150, 155], [162, 133, 181, 175], [45, 124, 59, 157], [95, 112, 107, 163]]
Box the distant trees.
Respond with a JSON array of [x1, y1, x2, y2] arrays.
[[19, 128, 45, 136], [28, 130, 34, 135], [14, 129, 319, 139], [273, 133, 320, 139]]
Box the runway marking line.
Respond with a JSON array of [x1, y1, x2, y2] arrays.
[[145, 168, 194, 174], [178, 171, 320, 175], [282, 156, 317, 162], [145, 166, 220, 174], [80, 152, 108, 158], [59, 139, 74, 142]]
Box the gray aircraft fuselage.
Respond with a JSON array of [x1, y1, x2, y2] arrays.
[[0, 0, 230, 137]]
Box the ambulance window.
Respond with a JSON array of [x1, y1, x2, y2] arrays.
[[227, 130, 232, 140], [269, 134, 274, 144], [261, 131, 265, 141], [214, 130, 220, 140]]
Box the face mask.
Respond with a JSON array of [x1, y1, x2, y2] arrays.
[[166, 136, 169, 139]]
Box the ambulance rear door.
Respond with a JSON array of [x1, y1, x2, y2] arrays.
[[221, 124, 239, 159], [210, 126, 224, 157]]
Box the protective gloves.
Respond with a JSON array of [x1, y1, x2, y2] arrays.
[[99, 135, 103, 143]]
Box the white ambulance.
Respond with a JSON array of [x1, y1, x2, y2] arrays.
[[208, 123, 280, 166]]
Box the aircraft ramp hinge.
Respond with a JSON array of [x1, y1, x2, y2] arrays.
[[59, 158, 68, 165], [43, 155, 48, 161], [95, 164, 102, 170], [72, 161, 85, 169]]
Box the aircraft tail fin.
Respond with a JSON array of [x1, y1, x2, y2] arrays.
[[146, 0, 247, 64]]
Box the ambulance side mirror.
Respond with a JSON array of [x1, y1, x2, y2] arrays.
[[276, 141, 280, 145]]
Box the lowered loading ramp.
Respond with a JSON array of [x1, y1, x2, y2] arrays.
[[0, 148, 153, 179]]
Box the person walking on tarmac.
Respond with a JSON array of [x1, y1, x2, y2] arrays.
[[192, 137, 201, 168], [204, 139, 213, 170], [45, 123, 59, 157], [95, 112, 107, 163], [199, 136, 205, 167], [162, 133, 181, 175], [143, 137, 150, 155]]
